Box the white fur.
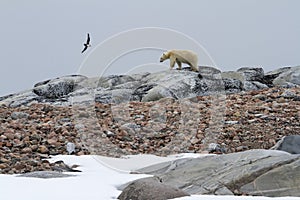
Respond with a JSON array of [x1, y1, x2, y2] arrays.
[[160, 49, 198, 71]]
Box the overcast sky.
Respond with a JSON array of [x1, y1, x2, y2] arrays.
[[0, 0, 299, 96]]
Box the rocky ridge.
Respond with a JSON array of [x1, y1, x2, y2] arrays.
[[0, 66, 299, 196]]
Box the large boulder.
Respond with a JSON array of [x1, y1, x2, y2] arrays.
[[240, 159, 300, 197], [271, 135, 300, 154], [222, 78, 243, 94], [33, 75, 87, 99], [118, 177, 189, 200], [198, 66, 222, 79], [237, 67, 264, 82], [222, 67, 268, 91], [133, 69, 227, 102], [134, 150, 300, 197], [264, 67, 292, 87], [272, 66, 300, 86]]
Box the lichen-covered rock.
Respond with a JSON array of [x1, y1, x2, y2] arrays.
[[237, 67, 264, 82], [272, 66, 300, 86], [33, 75, 87, 99]]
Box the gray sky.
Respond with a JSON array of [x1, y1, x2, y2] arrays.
[[0, 0, 299, 96]]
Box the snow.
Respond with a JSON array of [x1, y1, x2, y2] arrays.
[[1, 153, 299, 200]]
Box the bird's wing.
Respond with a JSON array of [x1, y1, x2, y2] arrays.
[[86, 33, 90, 44], [81, 45, 88, 53]]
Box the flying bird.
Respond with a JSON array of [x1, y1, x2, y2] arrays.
[[81, 33, 91, 53]]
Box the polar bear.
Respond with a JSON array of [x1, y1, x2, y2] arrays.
[[160, 49, 198, 72]]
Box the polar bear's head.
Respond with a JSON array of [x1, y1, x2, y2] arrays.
[[160, 52, 169, 62]]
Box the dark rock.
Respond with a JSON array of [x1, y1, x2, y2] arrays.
[[118, 177, 189, 200], [51, 160, 81, 172], [222, 78, 243, 94], [208, 143, 226, 154], [237, 67, 264, 82], [33, 75, 87, 99], [222, 68, 268, 91], [271, 135, 300, 154]]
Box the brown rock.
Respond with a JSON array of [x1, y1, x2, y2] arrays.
[[4, 132, 14, 140], [47, 138, 58, 146], [5, 141, 12, 147], [30, 145, 38, 151], [0, 163, 9, 169], [0, 157, 9, 163], [14, 162, 26, 170], [21, 147, 32, 154], [38, 145, 49, 154]]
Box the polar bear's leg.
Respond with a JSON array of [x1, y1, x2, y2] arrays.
[[192, 65, 199, 72], [170, 56, 176, 69], [176, 60, 182, 70]]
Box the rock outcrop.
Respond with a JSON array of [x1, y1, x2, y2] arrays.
[[127, 150, 300, 197], [0, 65, 300, 198], [33, 75, 87, 99], [1, 66, 299, 107], [271, 135, 300, 154]]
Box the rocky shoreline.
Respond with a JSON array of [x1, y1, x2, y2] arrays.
[[0, 66, 299, 175]]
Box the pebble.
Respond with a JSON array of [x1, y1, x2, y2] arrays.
[[0, 87, 299, 174], [225, 121, 239, 125], [38, 145, 49, 154], [11, 112, 29, 120]]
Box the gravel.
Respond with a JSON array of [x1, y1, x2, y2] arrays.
[[0, 86, 299, 174]]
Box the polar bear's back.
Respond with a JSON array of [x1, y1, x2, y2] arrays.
[[170, 49, 198, 67]]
